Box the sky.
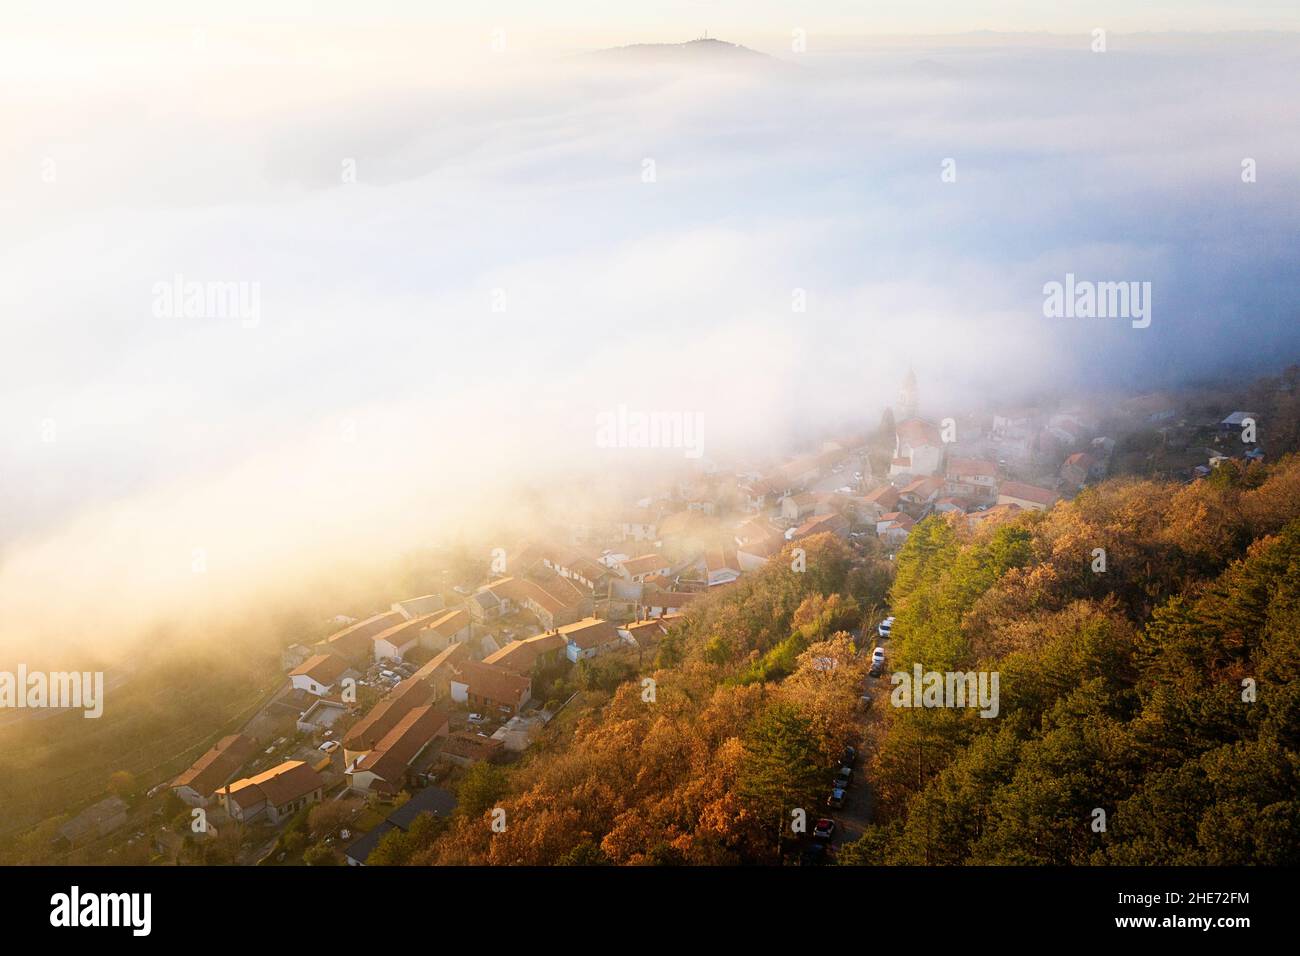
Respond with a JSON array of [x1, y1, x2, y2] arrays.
[[1, 6, 1298, 662], [5, 1, 1300, 39]]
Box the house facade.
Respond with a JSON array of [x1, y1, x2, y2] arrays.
[[171, 734, 258, 808], [892, 419, 946, 478], [449, 660, 532, 715], [288, 653, 355, 697], [219, 760, 325, 825]]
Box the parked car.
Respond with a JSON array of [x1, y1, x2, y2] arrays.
[[827, 788, 846, 809], [842, 746, 858, 767], [799, 843, 829, 866], [318, 740, 340, 753], [836, 766, 853, 788], [813, 818, 836, 841], [871, 647, 886, 666], [869, 662, 884, 678], [467, 713, 488, 725], [877, 616, 894, 639]]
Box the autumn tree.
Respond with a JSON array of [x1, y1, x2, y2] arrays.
[[737, 701, 827, 858]]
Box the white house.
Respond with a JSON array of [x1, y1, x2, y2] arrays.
[[288, 653, 356, 697], [345, 705, 448, 795], [702, 547, 742, 587], [616, 553, 672, 584], [371, 616, 435, 663], [620, 509, 659, 542], [559, 618, 624, 662], [944, 458, 999, 503], [779, 493, 819, 523], [419, 608, 473, 651], [891, 419, 945, 478]]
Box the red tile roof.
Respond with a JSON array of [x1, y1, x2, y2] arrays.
[[896, 418, 943, 449], [289, 653, 351, 685], [644, 590, 698, 609], [343, 676, 436, 751], [619, 554, 670, 576], [325, 611, 405, 660], [863, 485, 901, 509], [412, 641, 469, 682], [424, 607, 470, 638], [899, 476, 944, 498], [947, 458, 997, 479], [705, 546, 741, 573], [879, 512, 915, 529], [226, 760, 323, 810], [483, 631, 565, 671], [556, 617, 622, 650], [351, 705, 448, 782], [171, 734, 257, 797], [452, 660, 531, 708], [998, 481, 1058, 506], [441, 730, 504, 762], [793, 512, 849, 539], [371, 614, 441, 651]]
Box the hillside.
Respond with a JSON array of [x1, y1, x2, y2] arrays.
[[585, 36, 782, 72], [378, 455, 1300, 865]]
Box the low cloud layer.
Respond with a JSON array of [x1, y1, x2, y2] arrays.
[[2, 29, 1298, 659]]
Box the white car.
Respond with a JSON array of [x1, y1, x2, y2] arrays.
[[318, 740, 340, 753], [872, 647, 886, 665], [877, 616, 894, 638]]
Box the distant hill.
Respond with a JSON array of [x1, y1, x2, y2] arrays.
[[587, 37, 775, 68]]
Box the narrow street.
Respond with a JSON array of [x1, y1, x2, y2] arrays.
[[828, 631, 889, 856]]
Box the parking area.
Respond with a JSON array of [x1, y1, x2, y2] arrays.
[[797, 614, 892, 864]]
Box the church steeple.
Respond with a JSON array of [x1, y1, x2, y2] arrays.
[[899, 366, 919, 420]]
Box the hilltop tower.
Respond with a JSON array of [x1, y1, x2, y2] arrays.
[[899, 366, 919, 420]]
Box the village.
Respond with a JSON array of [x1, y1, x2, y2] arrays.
[[48, 367, 1283, 866]]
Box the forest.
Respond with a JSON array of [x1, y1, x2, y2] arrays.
[[375, 453, 1300, 865]]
